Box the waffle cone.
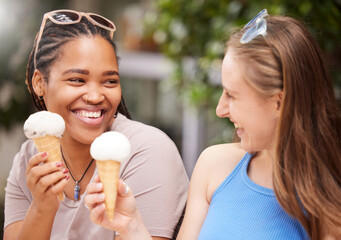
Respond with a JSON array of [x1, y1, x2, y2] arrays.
[[96, 160, 121, 221], [33, 135, 64, 201]]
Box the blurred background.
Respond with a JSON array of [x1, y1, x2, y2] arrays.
[[0, 0, 340, 237]]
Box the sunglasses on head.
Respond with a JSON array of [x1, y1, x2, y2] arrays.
[[34, 9, 116, 69], [240, 9, 268, 44]]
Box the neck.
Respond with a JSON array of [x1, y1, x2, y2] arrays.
[[60, 134, 93, 177], [249, 149, 274, 189]]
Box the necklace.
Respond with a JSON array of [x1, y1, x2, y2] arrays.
[[61, 149, 94, 201]]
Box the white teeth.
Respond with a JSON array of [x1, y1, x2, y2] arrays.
[[77, 110, 101, 118]]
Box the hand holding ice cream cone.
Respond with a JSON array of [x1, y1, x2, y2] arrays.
[[90, 131, 131, 221], [24, 111, 65, 201]]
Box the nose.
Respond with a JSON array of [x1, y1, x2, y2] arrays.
[[83, 86, 105, 104], [216, 93, 230, 118]]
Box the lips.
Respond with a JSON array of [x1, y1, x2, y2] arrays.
[[236, 127, 244, 136], [234, 123, 244, 136]]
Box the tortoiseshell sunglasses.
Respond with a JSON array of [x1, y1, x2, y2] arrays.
[[34, 9, 116, 69]]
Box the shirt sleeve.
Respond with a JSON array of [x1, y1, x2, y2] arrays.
[[120, 127, 189, 238], [4, 140, 34, 229]]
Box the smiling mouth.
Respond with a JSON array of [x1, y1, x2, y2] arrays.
[[74, 110, 102, 118]]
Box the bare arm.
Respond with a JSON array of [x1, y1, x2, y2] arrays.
[[177, 143, 245, 240], [176, 150, 211, 240], [4, 206, 54, 240], [4, 152, 68, 240]]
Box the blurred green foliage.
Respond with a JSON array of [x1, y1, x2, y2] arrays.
[[143, 0, 341, 110]]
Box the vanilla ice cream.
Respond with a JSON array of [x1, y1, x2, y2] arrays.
[[23, 110, 65, 201], [90, 131, 131, 221]]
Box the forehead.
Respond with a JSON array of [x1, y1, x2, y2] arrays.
[[62, 36, 115, 58], [51, 36, 118, 70], [221, 50, 246, 90]]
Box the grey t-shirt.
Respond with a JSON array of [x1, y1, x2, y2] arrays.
[[5, 114, 189, 239]]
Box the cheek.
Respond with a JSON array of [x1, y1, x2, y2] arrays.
[[45, 86, 81, 109], [229, 102, 247, 119], [44, 85, 67, 110], [106, 87, 122, 106]]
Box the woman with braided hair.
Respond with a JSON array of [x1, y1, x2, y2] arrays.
[[4, 10, 188, 240]]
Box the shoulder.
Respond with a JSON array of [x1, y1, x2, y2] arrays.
[[112, 114, 175, 148], [192, 143, 246, 203], [7, 140, 35, 183], [196, 143, 246, 172], [12, 140, 36, 169], [112, 114, 183, 172]]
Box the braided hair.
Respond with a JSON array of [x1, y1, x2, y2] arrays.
[[26, 13, 131, 119]]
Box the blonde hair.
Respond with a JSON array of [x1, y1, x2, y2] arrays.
[[227, 15, 341, 239]]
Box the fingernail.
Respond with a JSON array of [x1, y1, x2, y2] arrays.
[[122, 181, 130, 196], [41, 152, 48, 158], [96, 183, 103, 190], [65, 175, 70, 181], [56, 162, 63, 167], [62, 168, 68, 174]]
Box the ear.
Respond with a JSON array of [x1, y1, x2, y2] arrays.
[[274, 91, 283, 113], [32, 69, 46, 97]]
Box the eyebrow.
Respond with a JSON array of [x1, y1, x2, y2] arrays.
[[102, 71, 119, 76], [222, 84, 235, 93], [63, 69, 89, 75], [62, 69, 119, 76]]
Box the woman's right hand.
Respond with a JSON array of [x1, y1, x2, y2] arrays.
[[25, 152, 69, 213], [85, 176, 152, 239]]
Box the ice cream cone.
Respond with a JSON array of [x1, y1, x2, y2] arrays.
[[24, 111, 65, 201], [90, 131, 131, 221], [33, 135, 64, 201], [96, 160, 121, 221]]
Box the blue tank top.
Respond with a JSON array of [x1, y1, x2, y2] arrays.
[[198, 153, 309, 240]]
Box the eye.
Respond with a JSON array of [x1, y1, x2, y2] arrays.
[[225, 91, 232, 99], [103, 79, 120, 88], [68, 78, 85, 85]]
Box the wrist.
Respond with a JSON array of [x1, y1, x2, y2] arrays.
[[31, 199, 59, 216], [118, 211, 152, 240]]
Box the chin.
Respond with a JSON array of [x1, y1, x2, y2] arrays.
[[240, 141, 259, 153], [76, 131, 105, 145]]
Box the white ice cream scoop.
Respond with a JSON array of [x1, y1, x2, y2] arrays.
[[24, 111, 65, 138], [90, 131, 131, 162]]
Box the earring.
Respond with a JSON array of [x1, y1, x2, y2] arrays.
[[114, 111, 118, 118]]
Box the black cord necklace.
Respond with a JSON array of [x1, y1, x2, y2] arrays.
[[61, 149, 94, 201]]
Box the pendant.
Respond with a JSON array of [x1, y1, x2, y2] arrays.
[[74, 181, 80, 201]]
